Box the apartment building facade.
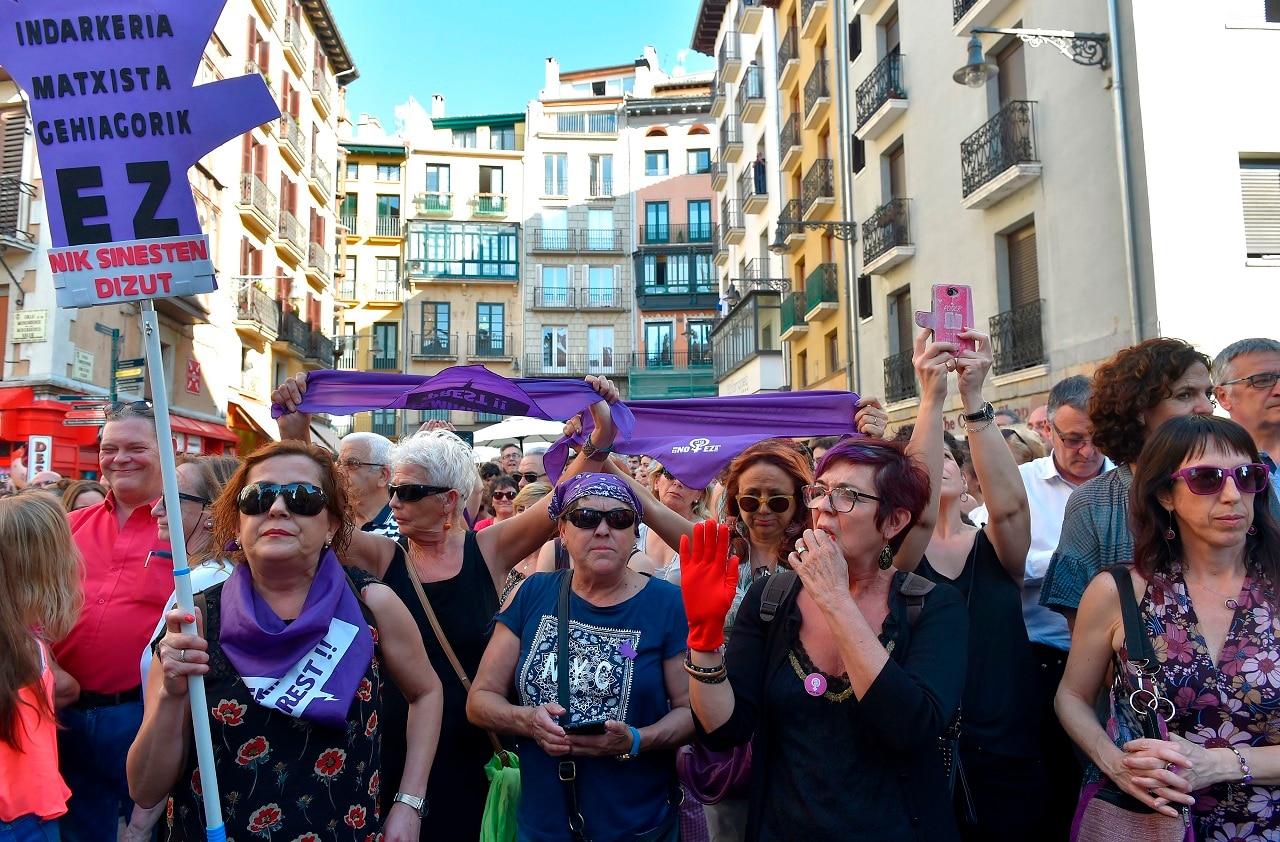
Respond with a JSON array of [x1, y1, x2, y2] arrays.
[[0, 0, 354, 477], [626, 79, 721, 400], [401, 100, 527, 435]]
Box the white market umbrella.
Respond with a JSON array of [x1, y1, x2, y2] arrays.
[[472, 415, 565, 445], [472, 445, 501, 464]]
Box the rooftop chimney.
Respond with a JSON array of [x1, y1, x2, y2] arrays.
[[430, 94, 445, 118]]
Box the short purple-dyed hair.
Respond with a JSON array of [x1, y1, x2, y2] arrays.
[[815, 438, 931, 551]]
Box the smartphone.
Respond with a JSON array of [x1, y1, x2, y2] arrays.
[[915, 284, 974, 353], [563, 719, 608, 736]]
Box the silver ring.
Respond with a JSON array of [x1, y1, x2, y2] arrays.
[[796, 541, 806, 554], [179, 649, 187, 663]]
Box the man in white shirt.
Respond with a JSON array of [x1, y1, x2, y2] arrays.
[[1019, 376, 1113, 835], [1213, 338, 1280, 502]]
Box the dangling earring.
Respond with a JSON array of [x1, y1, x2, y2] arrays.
[[1164, 513, 1176, 541], [443, 521, 451, 531], [878, 545, 893, 570], [1248, 524, 1258, 536], [959, 479, 970, 504]]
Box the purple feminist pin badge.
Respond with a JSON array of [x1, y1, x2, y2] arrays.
[[804, 673, 827, 697], [619, 641, 638, 661]]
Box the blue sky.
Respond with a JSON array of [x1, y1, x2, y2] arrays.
[[326, 0, 716, 127]]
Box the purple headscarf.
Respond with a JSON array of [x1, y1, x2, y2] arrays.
[[547, 472, 643, 522]]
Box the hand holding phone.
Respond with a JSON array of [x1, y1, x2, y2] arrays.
[[915, 284, 975, 354], [562, 720, 608, 736]]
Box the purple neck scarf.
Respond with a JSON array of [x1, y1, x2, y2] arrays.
[[219, 549, 373, 730]]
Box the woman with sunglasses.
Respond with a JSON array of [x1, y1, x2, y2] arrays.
[[680, 430, 967, 841], [474, 474, 520, 531], [468, 472, 693, 842], [896, 327, 1045, 840], [128, 441, 444, 842], [1058, 414, 1280, 840], [1041, 338, 1216, 628]]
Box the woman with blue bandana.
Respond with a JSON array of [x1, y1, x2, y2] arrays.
[[468, 472, 693, 842]]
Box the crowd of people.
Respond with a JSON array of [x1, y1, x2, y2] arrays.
[[2, 333, 1279, 842]]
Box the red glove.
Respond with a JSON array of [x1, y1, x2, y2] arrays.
[[679, 519, 740, 652]]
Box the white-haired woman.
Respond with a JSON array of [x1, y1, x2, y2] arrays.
[[270, 373, 621, 840]]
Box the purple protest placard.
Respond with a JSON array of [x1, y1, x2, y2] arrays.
[[0, 1, 281, 308]]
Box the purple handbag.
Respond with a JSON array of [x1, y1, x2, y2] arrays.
[[676, 742, 751, 805]]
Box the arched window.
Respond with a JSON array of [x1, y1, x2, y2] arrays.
[[688, 124, 710, 135], [646, 127, 668, 137]]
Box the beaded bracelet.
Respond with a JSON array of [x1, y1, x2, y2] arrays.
[[688, 669, 728, 684], [1230, 746, 1253, 787]]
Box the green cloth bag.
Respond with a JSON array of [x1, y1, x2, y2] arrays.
[[479, 750, 521, 842]]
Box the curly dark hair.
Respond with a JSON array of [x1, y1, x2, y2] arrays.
[[1131, 415, 1280, 588], [211, 440, 353, 564], [1087, 338, 1211, 465], [723, 438, 814, 568]]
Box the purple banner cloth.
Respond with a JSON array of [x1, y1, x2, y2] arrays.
[[273, 366, 636, 440], [545, 391, 862, 488], [219, 549, 373, 730]]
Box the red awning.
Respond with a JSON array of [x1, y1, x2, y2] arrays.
[[169, 413, 239, 444]]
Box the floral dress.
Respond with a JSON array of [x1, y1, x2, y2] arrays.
[[164, 570, 385, 842], [1143, 565, 1280, 842]]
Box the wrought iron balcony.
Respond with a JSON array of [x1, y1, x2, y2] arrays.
[[236, 285, 280, 334], [961, 100, 1039, 198], [522, 354, 619, 378], [989, 300, 1046, 375], [245, 59, 276, 98], [740, 162, 768, 210], [474, 194, 507, 216], [720, 199, 744, 238], [411, 332, 458, 359], [582, 228, 624, 252], [529, 228, 574, 252], [953, 0, 980, 23], [884, 349, 918, 402], [742, 258, 782, 281], [415, 192, 452, 215], [862, 198, 912, 265], [238, 172, 277, 229], [717, 31, 741, 75], [589, 178, 613, 198], [856, 53, 906, 130], [737, 64, 765, 118], [804, 60, 831, 120], [310, 66, 332, 116], [337, 278, 356, 300], [777, 26, 799, 82], [277, 208, 305, 255], [339, 213, 357, 233], [307, 331, 334, 365], [630, 350, 714, 371], [532, 286, 576, 309], [371, 351, 399, 371], [780, 113, 802, 166], [582, 286, 622, 309], [371, 415, 397, 437], [374, 279, 400, 301], [639, 223, 713, 245], [469, 333, 514, 358], [280, 309, 310, 355], [307, 242, 331, 279], [711, 160, 729, 191], [801, 158, 835, 217], [781, 290, 808, 334], [0, 176, 35, 249], [720, 116, 742, 153], [310, 155, 331, 194], [282, 16, 308, 68], [279, 110, 306, 168], [804, 263, 839, 314], [375, 215, 401, 237], [544, 176, 568, 197], [778, 198, 804, 243]]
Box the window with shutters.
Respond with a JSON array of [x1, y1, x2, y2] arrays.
[[0, 107, 30, 243], [1241, 160, 1280, 259], [991, 221, 1045, 374], [885, 286, 917, 401], [857, 274, 873, 319], [1006, 223, 1040, 310]]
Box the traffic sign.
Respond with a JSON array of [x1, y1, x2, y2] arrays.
[[115, 367, 144, 381], [116, 358, 145, 370]]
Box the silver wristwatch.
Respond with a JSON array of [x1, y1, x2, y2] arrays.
[[392, 792, 427, 818]]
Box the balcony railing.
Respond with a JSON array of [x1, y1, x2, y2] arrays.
[[307, 241, 331, 279], [804, 60, 830, 117], [589, 178, 613, 198], [776, 198, 803, 241], [337, 278, 356, 299], [411, 332, 457, 358], [310, 155, 331, 193], [742, 258, 782, 282], [804, 263, 839, 313], [239, 172, 277, 225], [989, 300, 1046, 375], [582, 286, 622, 308], [282, 16, 308, 66], [533, 286, 575, 308], [371, 352, 399, 371], [720, 115, 742, 151], [544, 177, 568, 196], [800, 0, 823, 25], [801, 158, 835, 216], [638, 223, 714, 245], [862, 198, 912, 265], [740, 161, 767, 205], [415, 192, 452, 214], [781, 291, 807, 333], [371, 415, 397, 437], [310, 66, 332, 115], [277, 208, 305, 253], [856, 53, 906, 130], [717, 31, 741, 73], [473, 194, 506, 216], [630, 350, 714, 371], [721, 199, 744, 235], [884, 349, 919, 402], [339, 213, 357, 232], [639, 279, 719, 298], [737, 64, 765, 114], [961, 100, 1039, 198], [522, 354, 621, 377], [468, 333, 513, 358], [280, 309, 309, 354], [777, 26, 799, 80], [953, 0, 980, 23], [307, 331, 333, 364], [279, 110, 306, 166], [236, 286, 280, 333], [374, 279, 400, 301], [780, 113, 801, 156], [529, 228, 574, 251], [375, 215, 401, 237], [245, 59, 276, 98], [553, 112, 617, 134], [582, 228, 624, 251]]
